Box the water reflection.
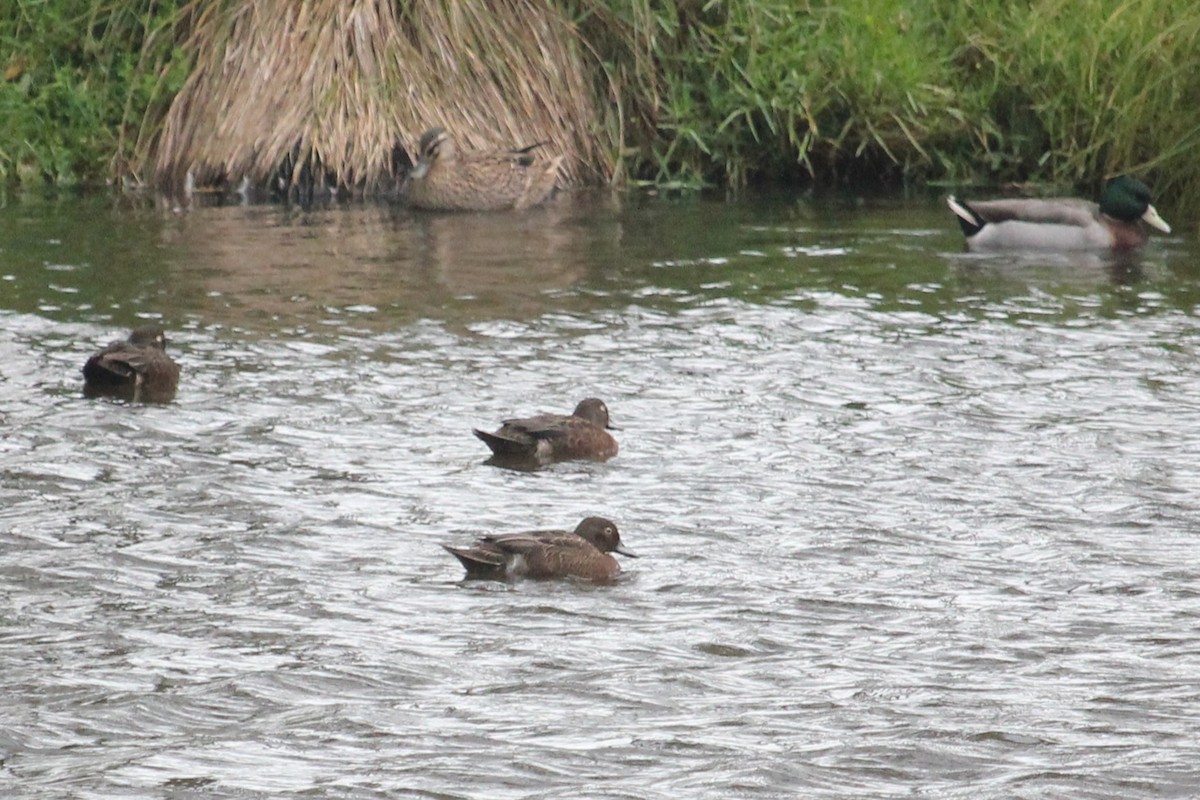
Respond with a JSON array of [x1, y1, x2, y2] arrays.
[[480, 453, 545, 471], [155, 198, 621, 330], [2, 192, 1195, 332]]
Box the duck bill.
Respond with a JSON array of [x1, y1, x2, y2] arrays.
[[1142, 204, 1172, 233], [614, 545, 638, 558], [409, 160, 430, 180]]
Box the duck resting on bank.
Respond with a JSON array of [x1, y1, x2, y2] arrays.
[[947, 175, 1171, 252], [404, 127, 563, 212]]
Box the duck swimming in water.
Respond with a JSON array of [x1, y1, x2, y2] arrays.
[[947, 176, 1171, 252]]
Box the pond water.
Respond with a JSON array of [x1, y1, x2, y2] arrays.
[[2, 189, 1199, 799]]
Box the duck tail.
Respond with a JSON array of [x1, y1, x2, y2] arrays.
[[510, 141, 551, 167], [473, 428, 530, 457], [442, 544, 506, 579], [947, 195, 986, 238], [511, 140, 549, 155]]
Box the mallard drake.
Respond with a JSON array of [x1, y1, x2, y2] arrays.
[[404, 127, 563, 211], [947, 176, 1171, 252], [473, 398, 619, 467], [82, 326, 180, 403], [442, 517, 637, 582]]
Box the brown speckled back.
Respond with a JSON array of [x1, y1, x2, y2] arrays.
[[406, 130, 562, 211]]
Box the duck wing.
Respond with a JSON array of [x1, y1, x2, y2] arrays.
[[963, 198, 1099, 228], [482, 530, 592, 555], [84, 342, 151, 381], [496, 412, 574, 440], [482, 530, 602, 579]]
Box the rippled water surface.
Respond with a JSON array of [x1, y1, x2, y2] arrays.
[[3, 190, 1200, 799]]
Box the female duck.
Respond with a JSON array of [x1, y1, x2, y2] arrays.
[[82, 326, 180, 403], [442, 516, 637, 582], [473, 397, 619, 466], [947, 176, 1171, 252], [404, 127, 562, 212]]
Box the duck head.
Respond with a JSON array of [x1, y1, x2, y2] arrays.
[[409, 127, 455, 179], [1102, 176, 1171, 232]]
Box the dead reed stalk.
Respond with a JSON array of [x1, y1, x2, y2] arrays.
[[149, 0, 617, 194]]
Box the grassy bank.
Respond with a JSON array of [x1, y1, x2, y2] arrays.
[[0, 0, 188, 186], [634, 0, 1200, 204], [2, 0, 1197, 212]]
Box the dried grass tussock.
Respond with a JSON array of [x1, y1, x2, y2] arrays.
[[151, 0, 613, 194]]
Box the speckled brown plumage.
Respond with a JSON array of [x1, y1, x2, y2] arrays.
[[404, 127, 562, 212], [442, 517, 637, 582], [82, 326, 180, 404], [473, 397, 619, 466]]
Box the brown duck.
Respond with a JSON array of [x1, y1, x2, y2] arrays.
[[474, 397, 619, 466], [404, 127, 563, 211], [442, 516, 637, 582], [82, 326, 180, 403]]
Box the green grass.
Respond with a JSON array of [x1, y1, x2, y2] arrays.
[[644, 0, 981, 186], [945, 0, 1200, 201], [632, 0, 1200, 210], [3, 0, 1199, 216], [0, 0, 188, 185]]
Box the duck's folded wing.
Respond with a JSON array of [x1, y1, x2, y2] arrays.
[[966, 198, 1099, 227], [498, 413, 570, 439], [114, 349, 168, 375], [90, 345, 148, 378], [484, 531, 584, 555]]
